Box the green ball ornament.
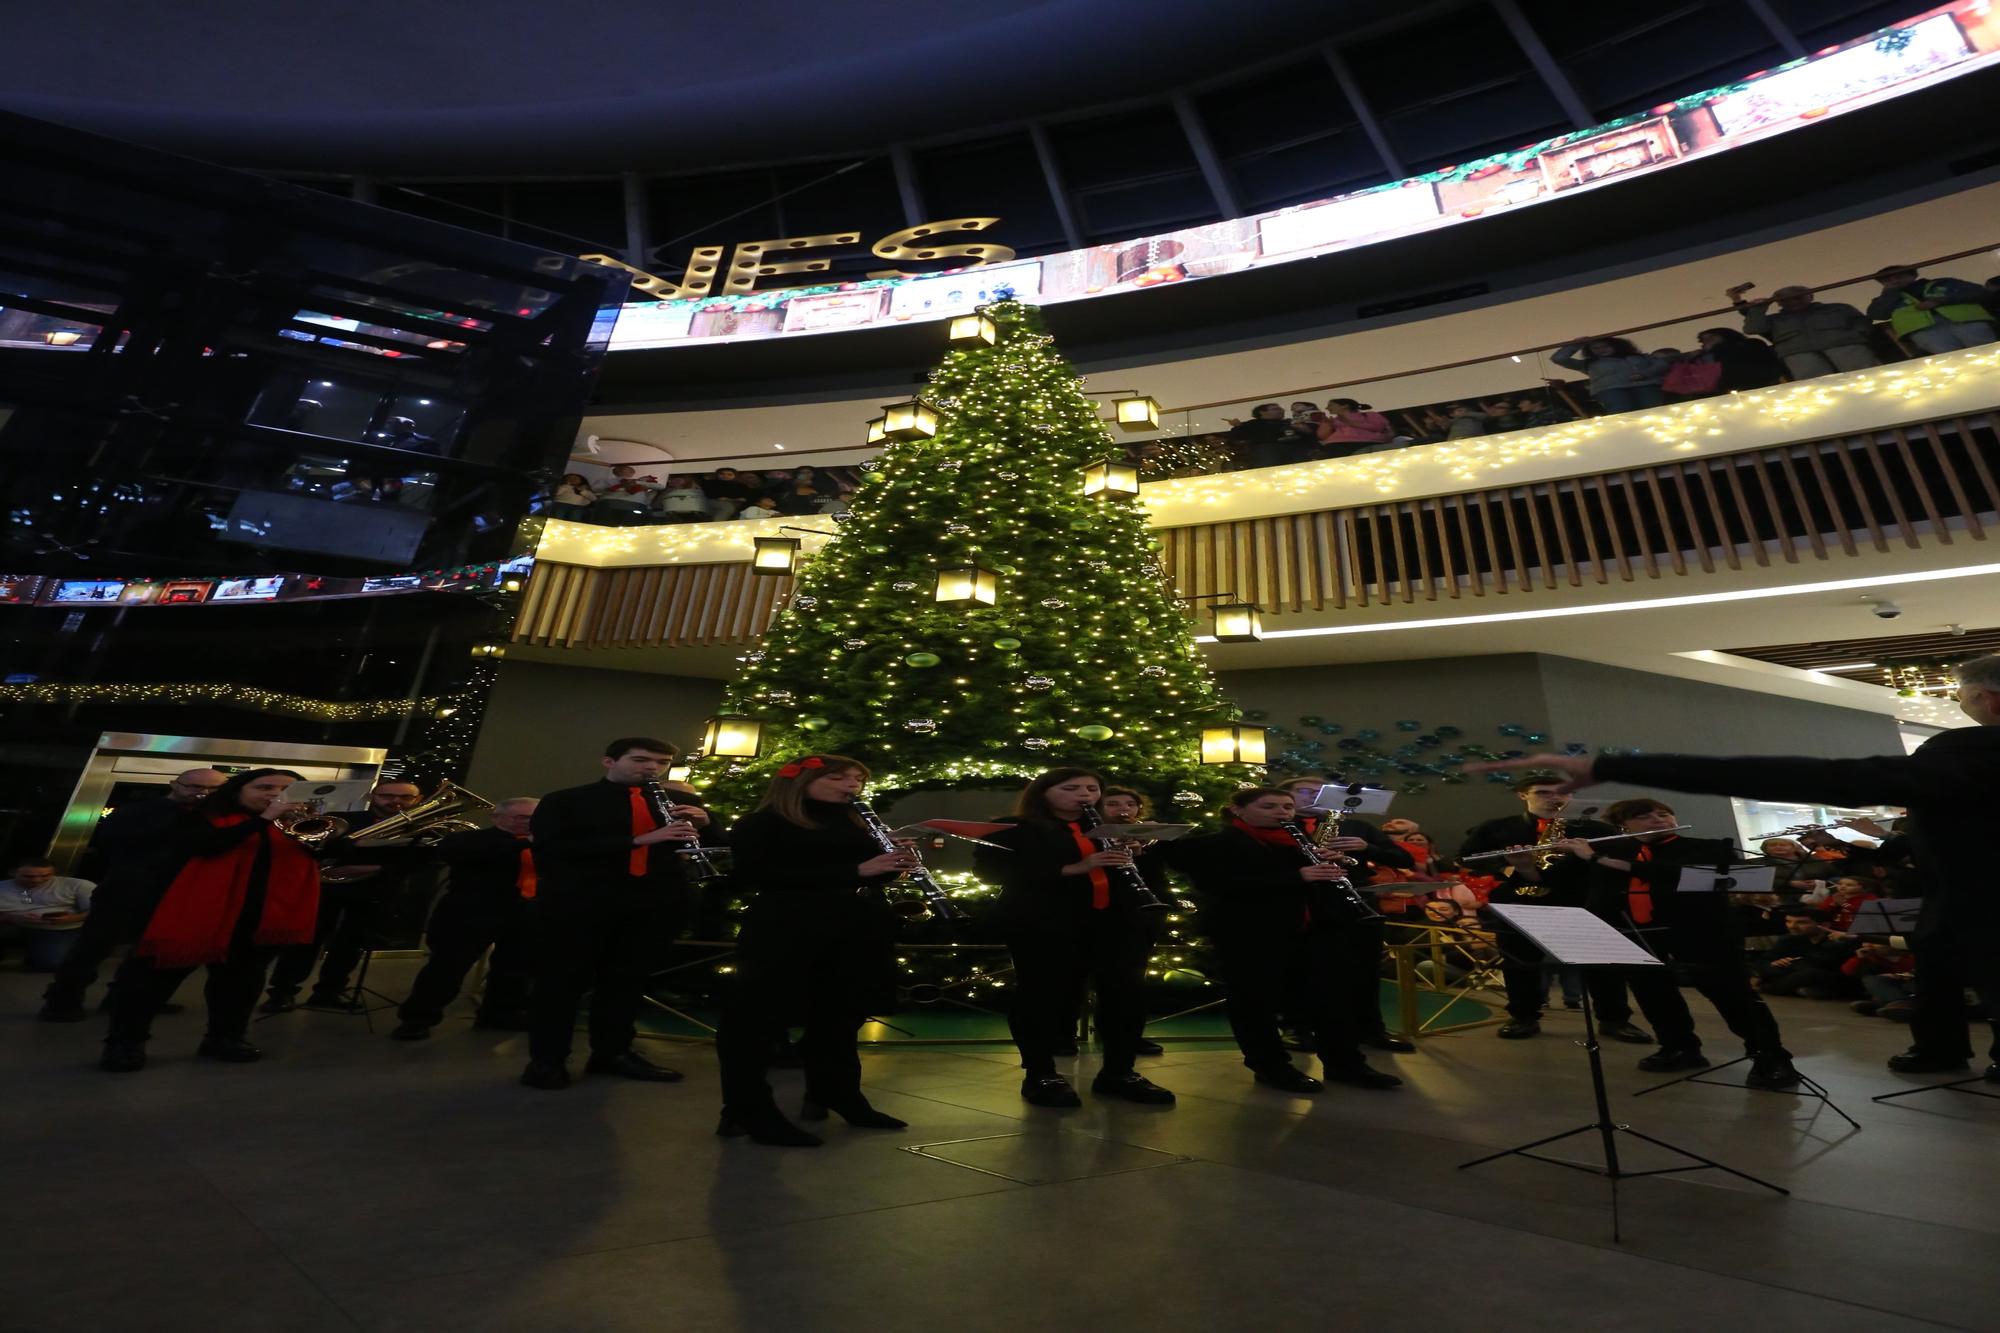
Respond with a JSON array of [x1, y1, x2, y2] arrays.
[[904, 652, 942, 668], [992, 637, 1022, 651], [1132, 615, 1149, 627], [798, 716, 831, 732], [1074, 724, 1115, 741]]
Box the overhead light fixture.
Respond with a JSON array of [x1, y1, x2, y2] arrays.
[[949, 313, 997, 345], [1114, 395, 1161, 432], [1080, 457, 1140, 499], [468, 643, 508, 659], [1810, 662, 1879, 672], [701, 715, 764, 758], [933, 566, 998, 608], [878, 400, 938, 441], [1211, 601, 1263, 642], [752, 535, 802, 575], [43, 330, 84, 346], [1200, 724, 1267, 765]]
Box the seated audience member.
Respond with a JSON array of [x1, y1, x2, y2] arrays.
[[1849, 942, 1916, 1018], [1731, 284, 1879, 379], [701, 466, 758, 520], [1380, 816, 1421, 839], [0, 860, 94, 971], [1223, 402, 1305, 469], [1810, 876, 1881, 930], [654, 477, 712, 522], [1755, 913, 1861, 998], [737, 495, 781, 519], [1550, 337, 1669, 414], [1866, 264, 1996, 356], [775, 482, 824, 516], [551, 473, 596, 520], [1757, 837, 1829, 900], [1316, 399, 1395, 454], [1512, 393, 1575, 428]]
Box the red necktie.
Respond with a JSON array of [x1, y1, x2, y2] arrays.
[[627, 787, 656, 875], [516, 845, 537, 900], [1067, 823, 1111, 910], [1628, 844, 1655, 924]]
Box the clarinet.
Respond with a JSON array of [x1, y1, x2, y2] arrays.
[[1281, 821, 1381, 922], [1076, 803, 1170, 912], [640, 780, 723, 882], [850, 798, 960, 923]]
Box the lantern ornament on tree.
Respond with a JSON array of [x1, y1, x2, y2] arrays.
[[700, 714, 764, 758], [1211, 601, 1264, 642], [752, 535, 801, 575], [948, 312, 997, 345], [1079, 456, 1140, 499], [933, 566, 998, 608], [877, 400, 939, 442], [1111, 394, 1161, 432], [1200, 724, 1268, 766]]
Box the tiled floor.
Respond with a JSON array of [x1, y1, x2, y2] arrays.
[[4, 960, 1993, 1332]]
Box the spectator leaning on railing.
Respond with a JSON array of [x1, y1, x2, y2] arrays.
[[1549, 337, 1670, 414], [1315, 398, 1394, 454], [1729, 282, 1879, 379], [1867, 264, 1997, 356]]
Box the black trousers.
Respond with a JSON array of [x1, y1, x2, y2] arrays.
[[1909, 931, 2000, 1062], [1006, 911, 1146, 1078], [715, 985, 865, 1113], [104, 945, 276, 1044], [1623, 928, 1787, 1056], [1486, 911, 1634, 1023], [526, 890, 688, 1066], [396, 896, 532, 1028], [42, 888, 172, 1011], [1328, 915, 1390, 1037], [1217, 927, 1367, 1073], [268, 881, 389, 998]]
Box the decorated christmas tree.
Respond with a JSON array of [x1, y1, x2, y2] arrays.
[[688, 299, 1240, 813]]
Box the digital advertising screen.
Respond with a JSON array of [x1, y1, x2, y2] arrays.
[[212, 576, 286, 602]]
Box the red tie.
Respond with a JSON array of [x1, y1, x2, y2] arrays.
[[1067, 823, 1111, 910], [1628, 845, 1655, 924], [627, 787, 657, 876], [516, 845, 537, 900]]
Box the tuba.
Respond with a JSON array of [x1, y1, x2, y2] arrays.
[[320, 781, 496, 884]]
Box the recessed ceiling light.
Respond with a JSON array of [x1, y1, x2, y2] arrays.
[[773, 443, 786, 450], [1810, 662, 1878, 672]]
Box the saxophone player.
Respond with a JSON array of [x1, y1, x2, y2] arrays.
[[1455, 776, 1649, 1044], [518, 738, 699, 1091]]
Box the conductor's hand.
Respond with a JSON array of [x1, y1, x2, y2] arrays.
[[669, 803, 711, 828], [1320, 836, 1369, 854], [1300, 864, 1349, 882], [633, 823, 700, 846], [858, 850, 920, 877], [1461, 753, 1599, 792], [1064, 848, 1134, 875]]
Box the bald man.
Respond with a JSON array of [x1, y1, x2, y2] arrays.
[[39, 767, 227, 1021]]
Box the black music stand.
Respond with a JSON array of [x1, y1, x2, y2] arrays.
[[1459, 905, 1788, 1242]]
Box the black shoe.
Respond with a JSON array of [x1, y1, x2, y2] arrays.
[[1362, 1031, 1417, 1054], [1050, 1040, 1080, 1057], [1091, 1071, 1176, 1105], [1746, 1052, 1802, 1090], [1637, 1048, 1710, 1072], [37, 1004, 88, 1023], [717, 1106, 822, 1147], [99, 1041, 146, 1073], [302, 990, 352, 1011], [1887, 1050, 1970, 1074], [1021, 1075, 1082, 1108], [258, 991, 298, 1015], [1599, 1021, 1654, 1044], [519, 1061, 571, 1090], [1563, 998, 1582, 1010], [390, 1022, 431, 1042], [1984, 1063, 2000, 1085], [801, 1096, 907, 1129], [1848, 1000, 1880, 1016], [1323, 1063, 1403, 1090], [1134, 1038, 1165, 1056], [1254, 1066, 1324, 1094], [1497, 1019, 1541, 1040], [472, 1012, 528, 1032], [197, 1035, 263, 1063], [585, 1050, 684, 1082]]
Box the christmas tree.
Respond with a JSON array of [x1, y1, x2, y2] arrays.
[[689, 299, 1239, 812]]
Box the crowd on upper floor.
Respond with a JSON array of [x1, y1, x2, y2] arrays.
[[546, 463, 865, 526]]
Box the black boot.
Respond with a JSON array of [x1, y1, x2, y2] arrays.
[[100, 1041, 147, 1073], [800, 1095, 907, 1129], [585, 1050, 684, 1082], [718, 1105, 822, 1147], [1090, 1070, 1176, 1105], [1361, 1030, 1416, 1054], [1746, 1051, 1802, 1090], [197, 1035, 263, 1063], [1021, 1074, 1082, 1107], [1497, 1018, 1541, 1039], [1637, 1047, 1709, 1072], [390, 1022, 432, 1042], [519, 1061, 571, 1090]]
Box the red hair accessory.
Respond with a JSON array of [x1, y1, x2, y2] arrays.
[[778, 756, 827, 779]]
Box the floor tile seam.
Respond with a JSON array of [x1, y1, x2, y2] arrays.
[[175, 1162, 370, 1331]]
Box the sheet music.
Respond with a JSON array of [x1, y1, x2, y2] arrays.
[[1304, 784, 1395, 816], [1488, 905, 1665, 967], [1847, 897, 1922, 934], [1675, 865, 1776, 895]]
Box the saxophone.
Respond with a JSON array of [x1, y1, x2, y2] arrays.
[[1513, 816, 1566, 896]]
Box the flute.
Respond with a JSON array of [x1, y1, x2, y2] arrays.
[[1460, 825, 1693, 863]]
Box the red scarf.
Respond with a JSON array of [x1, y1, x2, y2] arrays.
[[516, 844, 537, 900], [628, 786, 656, 875], [1065, 822, 1111, 910], [1231, 815, 1301, 850], [1627, 835, 1675, 925], [136, 816, 320, 968]]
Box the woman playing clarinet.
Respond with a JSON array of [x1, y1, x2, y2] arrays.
[[716, 755, 912, 1147], [974, 768, 1176, 1108]]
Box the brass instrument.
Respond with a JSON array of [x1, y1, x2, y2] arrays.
[[641, 779, 726, 882], [1077, 802, 1170, 912], [1505, 816, 1566, 896], [1279, 820, 1380, 922], [274, 800, 347, 849], [320, 781, 496, 885], [852, 797, 960, 923]]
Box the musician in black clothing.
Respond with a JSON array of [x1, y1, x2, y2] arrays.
[[1456, 777, 1651, 1044], [519, 737, 698, 1091], [973, 768, 1176, 1108], [1559, 799, 1800, 1089], [1167, 788, 1402, 1092], [1281, 778, 1417, 1054], [1474, 652, 2000, 1081], [390, 798, 540, 1041], [38, 767, 226, 1021], [262, 780, 428, 1012], [714, 754, 911, 1148], [1053, 785, 1170, 1058]]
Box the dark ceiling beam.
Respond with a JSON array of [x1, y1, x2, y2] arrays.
[[1320, 42, 1406, 181], [1739, 0, 1809, 60], [620, 171, 649, 267], [351, 177, 378, 205], [1170, 91, 1242, 219], [1489, 0, 1596, 129], [888, 144, 928, 228], [1028, 123, 1087, 250]]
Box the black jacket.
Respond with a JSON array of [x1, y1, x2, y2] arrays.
[[1756, 930, 1860, 978], [1165, 825, 1320, 938], [1580, 834, 1736, 939], [435, 827, 533, 911], [973, 816, 1147, 933], [1292, 814, 1414, 876], [727, 803, 900, 1014], [83, 798, 207, 901], [1597, 729, 2000, 939], [529, 780, 690, 899], [1456, 813, 1613, 906]]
